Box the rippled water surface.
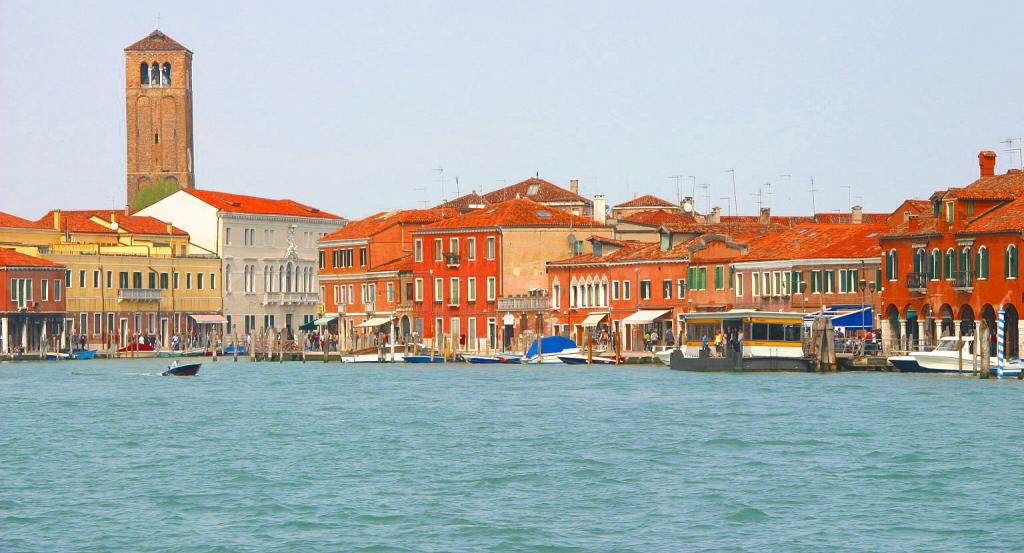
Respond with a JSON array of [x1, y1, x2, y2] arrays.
[[2, 360, 1023, 552]]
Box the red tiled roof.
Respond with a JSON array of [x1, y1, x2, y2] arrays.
[[549, 239, 692, 266], [961, 197, 1024, 234], [0, 211, 49, 230], [0, 248, 64, 268], [615, 194, 675, 208], [418, 197, 605, 231], [620, 209, 698, 226], [184, 189, 342, 219], [320, 209, 450, 242], [373, 254, 414, 272], [481, 178, 590, 205], [436, 192, 491, 211], [125, 30, 190, 52], [944, 171, 1024, 200], [741, 224, 886, 261], [36, 210, 188, 236]]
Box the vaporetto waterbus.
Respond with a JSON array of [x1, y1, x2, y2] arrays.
[[664, 310, 813, 372]]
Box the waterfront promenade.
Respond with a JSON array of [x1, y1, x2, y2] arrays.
[[2, 359, 1022, 552]]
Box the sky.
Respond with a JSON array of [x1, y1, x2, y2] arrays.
[[2, 0, 1023, 221]]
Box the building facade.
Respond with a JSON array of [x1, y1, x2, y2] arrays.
[[0, 249, 67, 354], [137, 188, 345, 337]]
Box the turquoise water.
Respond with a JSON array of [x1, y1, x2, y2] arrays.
[[2, 360, 1023, 552]]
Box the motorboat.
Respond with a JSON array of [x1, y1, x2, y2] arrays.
[[342, 352, 405, 363], [45, 351, 71, 360], [888, 336, 1000, 374], [116, 343, 158, 358], [496, 353, 524, 364], [523, 336, 579, 364], [161, 362, 201, 376], [157, 349, 207, 358], [654, 348, 678, 366], [670, 311, 813, 372], [404, 354, 455, 363], [465, 355, 504, 364], [73, 349, 97, 360]]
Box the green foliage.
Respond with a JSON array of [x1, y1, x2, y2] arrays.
[[131, 178, 181, 211]]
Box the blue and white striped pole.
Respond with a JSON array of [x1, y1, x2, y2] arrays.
[[997, 308, 1005, 379]]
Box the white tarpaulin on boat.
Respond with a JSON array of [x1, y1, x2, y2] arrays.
[[622, 309, 671, 325], [189, 314, 228, 324], [581, 312, 609, 327], [357, 316, 395, 328], [313, 315, 338, 326]]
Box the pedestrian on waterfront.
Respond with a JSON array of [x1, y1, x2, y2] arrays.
[[666, 331, 674, 347], [701, 333, 709, 354], [650, 330, 659, 349]]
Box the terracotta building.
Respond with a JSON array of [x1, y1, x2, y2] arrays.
[[880, 150, 1024, 356], [125, 29, 195, 208], [0, 249, 67, 355], [412, 197, 611, 350]]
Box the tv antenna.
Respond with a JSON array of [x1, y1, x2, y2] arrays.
[[432, 167, 445, 202], [720, 197, 732, 217], [688, 176, 696, 203], [809, 177, 818, 215], [1001, 137, 1023, 169], [763, 182, 774, 211], [415, 187, 428, 208], [454, 176, 461, 198], [726, 169, 738, 215], [751, 188, 764, 211], [668, 175, 684, 204], [698, 183, 711, 214]]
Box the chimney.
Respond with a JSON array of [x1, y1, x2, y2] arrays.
[[979, 150, 996, 177], [570, 179, 579, 196], [710, 206, 722, 224], [52, 210, 61, 231], [759, 207, 771, 224], [124, 204, 131, 216], [851, 205, 863, 224], [110, 212, 117, 226], [907, 214, 920, 233], [592, 194, 607, 225]]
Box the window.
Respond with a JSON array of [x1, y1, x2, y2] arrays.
[[929, 249, 940, 280], [885, 249, 898, 281], [41, 279, 49, 301], [678, 279, 686, 299], [387, 282, 394, 302], [662, 279, 672, 299], [943, 249, 954, 280], [415, 278, 424, 301], [623, 280, 632, 299], [319, 250, 325, 269], [54, 279, 62, 301], [791, 271, 802, 293], [714, 266, 725, 290], [960, 247, 972, 280], [119, 272, 129, 289], [449, 238, 460, 256], [450, 278, 460, 305], [824, 270, 836, 293], [414, 239, 423, 262], [106, 271, 112, 289], [945, 201, 954, 224], [140, 62, 149, 85], [211, 272, 216, 291], [225, 227, 232, 245], [612, 281, 621, 300], [78, 270, 86, 288], [762, 272, 771, 296], [467, 238, 476, 260], [186, 273, 192, 289], [811, 270, 821, 293], [468, 277, 477, 302], [752, 272, 761, 296], [93, 270, 100, 288], [1006, 245, 1019, 279], [487, 276, 497, 301], [132, 271, 143, 288], [359, 247, 367, 267], [735, 272, 744, 296], [197, 272, 205, 290], [434, 278, 443, 302], [434, 239, 443, 262], [638, 280, 651, 300], [486, 237, 496, 260], [976, 246, 989, 279]]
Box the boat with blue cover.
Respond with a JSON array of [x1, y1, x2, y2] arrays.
[[524, 336, 579, 364]]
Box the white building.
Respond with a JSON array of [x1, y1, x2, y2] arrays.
[[138, 189, 345, 335]]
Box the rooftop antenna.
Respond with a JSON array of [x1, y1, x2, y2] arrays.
[[698, 183, 711, 214], [432, 167, 445, 202], [726, 169, 738, 215], [720, 197, 731, 217], [809, 176, 818, 215], [688, 176, 697, 204], [763, 182, 774, 211], [1001, 137, 1024, 169], [454, 176, 461, 198], [415, 187, 428, 208], [751, 188, 764, 211], [156, 14, 161, 29], [669, 175, 684, 204], [781, 174, 792, 205], [840, 185, 852, 213]]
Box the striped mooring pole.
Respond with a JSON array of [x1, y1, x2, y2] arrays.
[[997, 308, 1006, 379]]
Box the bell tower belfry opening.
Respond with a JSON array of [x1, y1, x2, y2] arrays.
[[124, 29, 195, 209]]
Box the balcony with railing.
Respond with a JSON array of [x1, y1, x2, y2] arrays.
[[118, 288, 162, 302], [262, 291, 320, 306], [952, 270, 973, 292], [497, 294, 549, 312], [905, 272, 928, 294]]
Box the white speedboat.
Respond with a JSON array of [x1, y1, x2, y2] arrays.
[[888, 336, 995, 373], [654, 348, 679, 366], [342, 352, 405, 363]]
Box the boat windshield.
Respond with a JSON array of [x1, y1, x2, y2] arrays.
[[934, 340, 962, 352]]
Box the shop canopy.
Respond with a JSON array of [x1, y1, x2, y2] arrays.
[[580, 312, 609, 327], [622, 309, 671, 325], [298, 321, 317, 331], [803, 306, 873, 330], [357, 316, 395, 328], [189, 314, 228, 324], [313, 315, 338, 326]]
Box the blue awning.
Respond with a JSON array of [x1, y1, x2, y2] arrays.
[[830, 307, 873, 330]]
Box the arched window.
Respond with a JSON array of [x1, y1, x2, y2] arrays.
[[225, 265, 232, 293], [265, 266, 272, 292], [929, 249, 940, 280], [150, 62, 160, 85], [278, 265, 285, 292], [885, 249, 898, 281], [944, 248, 955, 280], [1006, 245, 1019, 279], [162, 63, 172, 86], [913, 248, 926, 275], [959, 247, 972, 282], [286, 262, 294, 292], [976, 246, 989, 279], [140, 62, 149, 85]]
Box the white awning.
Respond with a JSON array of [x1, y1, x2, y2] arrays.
[[622, 309, 671, 325], [580, 312, 609, 327], [190, 314, 228, 324], [357, 316, 395, 328], [314, 315, 338, 326]]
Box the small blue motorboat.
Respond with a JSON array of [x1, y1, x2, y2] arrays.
[[465, 355, 503, 364], [404, 355, 452, 363], [73, 349, 97, 360]]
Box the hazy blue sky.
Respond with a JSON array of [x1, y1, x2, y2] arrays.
[[2, 0, 1022, 220]]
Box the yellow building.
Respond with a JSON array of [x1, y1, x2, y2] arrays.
[[0, 209, 223, 349]]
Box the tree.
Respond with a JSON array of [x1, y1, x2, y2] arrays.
[[131, 177, 181, 211]]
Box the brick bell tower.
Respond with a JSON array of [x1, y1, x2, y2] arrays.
[[124, 29, 195, 208]]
